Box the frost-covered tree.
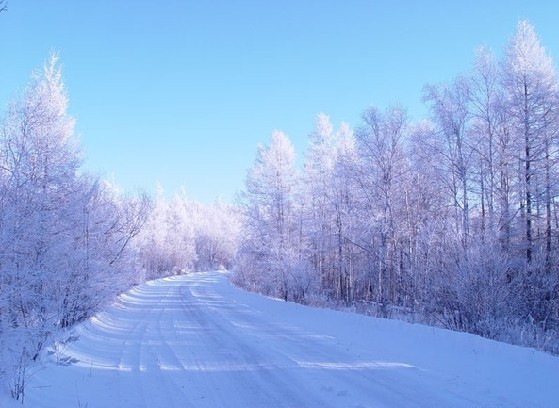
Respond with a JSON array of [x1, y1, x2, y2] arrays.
[[498, 20, 559, 339], [135, 186, 240, 279], [236, 131, 300, 300], [424, 78, 473, 248], [0, 54, 83, 400], [502, 20, 559, 265], [301, 115, 361, 303], [354, 106, 409, 310], [0, 55, 150, 401], [135, 186, 196, 279], [302, 114, 336, 295], [328, 122, 360, 303], [166, 190, 197, 273], [232, 20, 559, 353], [191, 200, 241, 271], [468, 47, 503, 243]]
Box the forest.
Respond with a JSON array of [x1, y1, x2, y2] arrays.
[[234, 20, 559, 354], [0, 19, 558, 400]]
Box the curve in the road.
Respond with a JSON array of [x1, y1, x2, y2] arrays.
[[25, 271, 559, 408]]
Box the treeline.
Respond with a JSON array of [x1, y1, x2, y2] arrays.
[[0, 55, 149, 400], [234, 21, 559, 353], [0, 55, 240, 401], [136, 186, 240, 280]]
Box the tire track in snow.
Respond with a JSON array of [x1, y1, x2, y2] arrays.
[[176, 276, 335, 408], [26, 271, 543, 408], [136, 282, 189, 408]]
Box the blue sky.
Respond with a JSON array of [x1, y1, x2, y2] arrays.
[[1, 1, 558, 202]]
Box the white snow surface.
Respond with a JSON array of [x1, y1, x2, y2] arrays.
[[17, 271, 559, 407]]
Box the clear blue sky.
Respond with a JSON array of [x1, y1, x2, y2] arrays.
[[1, 1, 558, 202]]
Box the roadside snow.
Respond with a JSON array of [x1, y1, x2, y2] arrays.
[[19, 271, 559, 407]]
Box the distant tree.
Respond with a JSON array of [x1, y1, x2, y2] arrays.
[[165, 189, 197, 273], [191, 200, 240, 271], [135, 186, 240, 278], [136, 185, 177, 279]]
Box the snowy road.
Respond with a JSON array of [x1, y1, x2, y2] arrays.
[[26, 271, 559, 407]]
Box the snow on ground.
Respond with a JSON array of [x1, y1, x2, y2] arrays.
[[15, 270, 559, 407]]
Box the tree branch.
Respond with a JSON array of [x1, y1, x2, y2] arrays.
[[0, 0, 7, 13]]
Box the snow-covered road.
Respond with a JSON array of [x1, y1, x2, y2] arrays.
[[25, 271, 559, 407]]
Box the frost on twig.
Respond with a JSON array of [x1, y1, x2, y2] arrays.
[[47, 333, 80, 366]]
